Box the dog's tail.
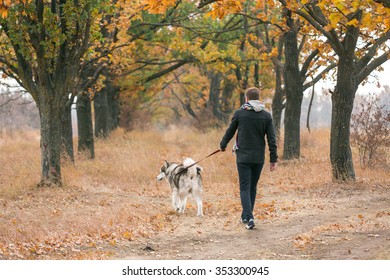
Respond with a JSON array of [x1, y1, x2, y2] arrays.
[[183, 158, 197, 179]]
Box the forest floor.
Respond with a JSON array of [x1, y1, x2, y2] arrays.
[[0, 128, 389, 260]]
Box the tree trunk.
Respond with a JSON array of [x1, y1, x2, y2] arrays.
[[61, 103, 74, 162], [77, 93, 95, 159], [235, 66, 248, 106], [221, 77, 235, 121], [94, 86, 109, 138], [254, 63, 259, 86], [106, 82, 120, 132], [330, 57, 357, 180], [283, 28, 303, 160], [272, 63, 284, 140], [207, 71, 224, 121], [38, 101, 63, 187]]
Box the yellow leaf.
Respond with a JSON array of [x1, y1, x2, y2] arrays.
[[270, 47, 278, 57], [363, 12, 372, 24], [384, 18, 390, 30], [122, 231, 133, 240], [318, 0, 326, 9], [346, 18, 360, 27], [329, 13, 342, 28], [0, 6, 8, 18], [260, 53, 268, 61], [352, 0, 361, 11], [334, 0, 348, 13]]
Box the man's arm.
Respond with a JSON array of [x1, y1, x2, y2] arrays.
[[266, 117, 278, 168], [220, 111, 239, 151]]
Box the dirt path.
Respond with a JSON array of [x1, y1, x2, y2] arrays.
[[1, 178, 389, 260], [117, 183, 390, 260]]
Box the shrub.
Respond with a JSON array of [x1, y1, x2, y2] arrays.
[[350, 94, 390, 169]]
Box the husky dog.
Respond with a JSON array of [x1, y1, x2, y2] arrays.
[[156, 158, 203, 217]]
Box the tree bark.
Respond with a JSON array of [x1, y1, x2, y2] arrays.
[[77, 93, 95, 159], [106, 81, 120, 132], [271, 63, 284, 140], [330, 57, 357, 180], [207, 71, 225, 121], [234, 65, 249, 106], [94, 86, 109, 138], [61, 102, 74, 162], [221, 77, 235, 121], [38, 101, 63, 187], [282, 25, 303, 160], [306, 84, 315, 133]]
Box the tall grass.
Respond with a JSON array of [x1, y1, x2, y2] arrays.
[[0, 130, 41, 197]]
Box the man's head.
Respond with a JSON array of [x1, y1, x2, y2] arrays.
[[245, 87, 260, 101]]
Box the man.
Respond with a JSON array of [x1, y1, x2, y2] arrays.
[[220, 87, 278, 230]]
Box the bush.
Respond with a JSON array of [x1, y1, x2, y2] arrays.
[[350, 94, 390, 169]]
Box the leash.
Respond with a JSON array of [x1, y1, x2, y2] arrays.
[[176, 149, 221, 174]]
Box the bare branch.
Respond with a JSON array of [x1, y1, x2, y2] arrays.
[[373, 0, 390, 8], [197, 0, 218, 9], [144, 59, 194, 83], [356, 51, 390, 85], [356, 31, 390, 72], [293, 5, 344, 55], [303, 62, 337, 91], [0, 93, 24, 107], [300, 48, 320, 79]]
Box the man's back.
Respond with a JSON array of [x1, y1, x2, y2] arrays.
[[220, 108, 277, 164]]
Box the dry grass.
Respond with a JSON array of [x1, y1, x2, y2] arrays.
[[0, 130, 41, 197], [0, 127, 389, 259]]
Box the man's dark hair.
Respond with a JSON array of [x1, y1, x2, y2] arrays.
[[245, 87, 260, 100]]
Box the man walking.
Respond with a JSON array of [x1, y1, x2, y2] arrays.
[[220, 87, 278, 230]]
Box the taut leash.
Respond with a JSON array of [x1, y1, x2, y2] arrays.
[[176, 149, 221, 174]]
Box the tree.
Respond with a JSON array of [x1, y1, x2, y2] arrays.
[[280, 7, 304, 159], [94, 75, 120, 138], [0, 0, 112, 186], [287, 0, 390, 180], [282, 7, 336, 159]]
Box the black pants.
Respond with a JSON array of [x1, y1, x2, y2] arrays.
[[236, 162, 264, 221]]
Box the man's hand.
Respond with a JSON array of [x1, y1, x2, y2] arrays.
[[270, 162, 277, 171]]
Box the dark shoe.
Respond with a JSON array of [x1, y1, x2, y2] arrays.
[[240, 218, 248, 224], [246, 219, 255, 230]]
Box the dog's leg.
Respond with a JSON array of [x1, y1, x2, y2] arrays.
[[172, 188, 179, 211], [193, 189, 203, 217], [178, 191, 188, 214]]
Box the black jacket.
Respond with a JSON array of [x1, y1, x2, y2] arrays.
[[220, 107, 278, 164]]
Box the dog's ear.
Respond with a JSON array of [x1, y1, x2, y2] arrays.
[[164, 160, 169, 167], [196, 166, 203, 173]]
